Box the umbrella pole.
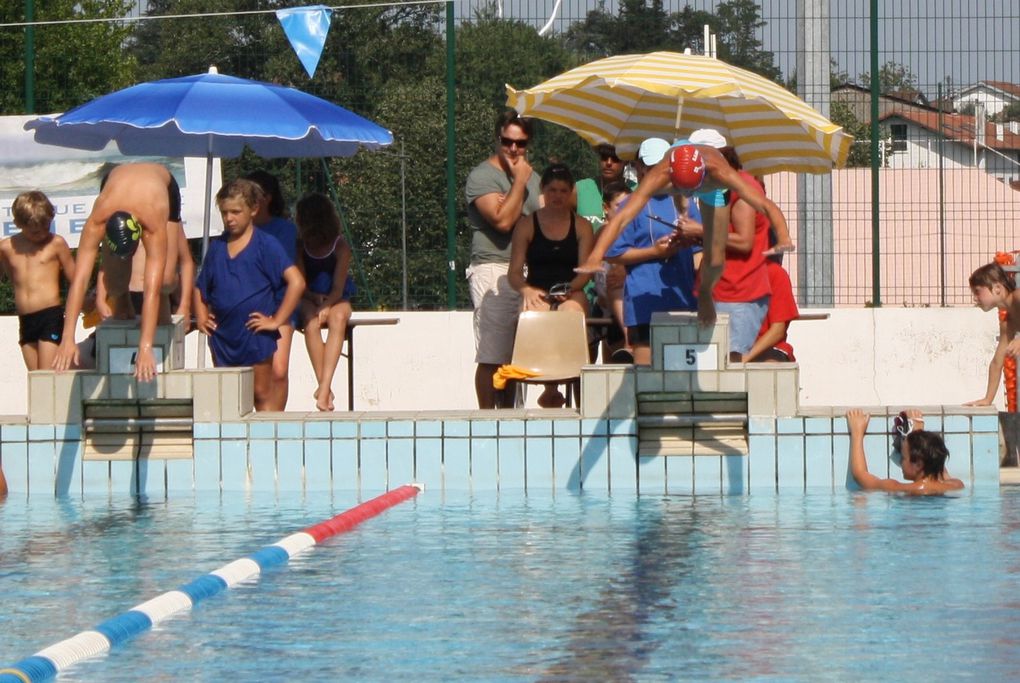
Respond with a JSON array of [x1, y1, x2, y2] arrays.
[[197, 142, 214, 370], [674, 97, 684, 139], [401, 140, 408, 310]]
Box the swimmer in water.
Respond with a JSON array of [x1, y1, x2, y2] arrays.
[[846, 408, 964, 495]]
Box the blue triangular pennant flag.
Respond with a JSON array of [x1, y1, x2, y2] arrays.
[[277, 5, 333, 79]]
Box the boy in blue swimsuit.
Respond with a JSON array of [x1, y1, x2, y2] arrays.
[[194, 179, 305, 411]]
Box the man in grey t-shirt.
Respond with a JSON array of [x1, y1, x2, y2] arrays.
[[465, 111, 541, 408]]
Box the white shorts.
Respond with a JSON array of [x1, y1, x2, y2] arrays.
[[467, 262, 521, 365]]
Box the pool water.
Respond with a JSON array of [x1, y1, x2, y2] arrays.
[[2, 488, 1020, 681]]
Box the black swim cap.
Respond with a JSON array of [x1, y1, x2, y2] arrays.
[[105, 211, 142, 258]]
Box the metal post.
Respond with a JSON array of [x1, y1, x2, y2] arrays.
[[197, 135, 214, 369], [444, 1, 457, 310], [869, 0, 881, 307], [938, 83, 947, 307], [795, 0, 833, 306], [24, 0, 35, 113], [400, 140, 408, 310]]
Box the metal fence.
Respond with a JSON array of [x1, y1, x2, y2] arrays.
[[2, 1, 1018, 309]]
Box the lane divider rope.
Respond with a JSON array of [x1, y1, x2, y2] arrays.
[[0, 484, 423, 683]]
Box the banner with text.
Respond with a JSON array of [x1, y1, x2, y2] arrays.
[[0, 114, 221, 247]]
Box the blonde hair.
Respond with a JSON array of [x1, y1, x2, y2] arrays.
[[215, 178, 264, 210], [12, 191, 55, 231], [295, 192, 342, 246]]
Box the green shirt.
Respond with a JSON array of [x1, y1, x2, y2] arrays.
[[575, 177, 606, 232], [575, 176, 636, 233]]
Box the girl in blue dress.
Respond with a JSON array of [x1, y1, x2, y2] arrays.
[[194, 179, 305, 411], [295, 193, 355, 412]]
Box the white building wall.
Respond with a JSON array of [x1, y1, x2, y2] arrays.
[[888, 123, 1020, 182], [954, 86, 1013, 117]]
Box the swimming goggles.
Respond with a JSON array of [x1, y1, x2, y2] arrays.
[[892, 411, 914, 451]]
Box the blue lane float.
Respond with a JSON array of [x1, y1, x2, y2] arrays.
[[0, 484, 423, 683]]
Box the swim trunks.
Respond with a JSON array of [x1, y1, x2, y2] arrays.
[[168, 174, 182, 222], [19, 305, 64, 345]]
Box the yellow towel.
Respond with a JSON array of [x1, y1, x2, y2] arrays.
[[81, 296, 115, 329], [492, 364, 541, 390], [82, 308, 102, 329]]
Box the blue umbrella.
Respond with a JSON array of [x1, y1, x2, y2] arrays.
[[26, 68, 393, 369], [25, 68, 393, 252], [26, 69, 393, 158]]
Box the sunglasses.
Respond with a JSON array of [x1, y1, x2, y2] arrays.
[[500, 136, 529, 149], [599, 152, 622, 163]]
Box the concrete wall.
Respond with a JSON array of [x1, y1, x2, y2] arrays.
[[0, 307, 1002, 416]]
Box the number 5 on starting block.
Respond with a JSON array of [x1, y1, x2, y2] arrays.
[[663, 344, 718, 371]]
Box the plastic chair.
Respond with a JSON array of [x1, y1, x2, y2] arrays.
[[510, 310, 590, 407]]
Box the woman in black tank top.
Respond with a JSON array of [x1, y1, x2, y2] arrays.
[[507, 164, 595, 313]]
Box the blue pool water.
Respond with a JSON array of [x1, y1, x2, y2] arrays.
[[2, 488, 1020, 681]]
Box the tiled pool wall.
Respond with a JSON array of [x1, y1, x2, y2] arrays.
[[0, 408, 1000, 497], [1, 313, 1003, 497]]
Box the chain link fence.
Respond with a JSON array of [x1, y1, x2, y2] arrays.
[[2, 1, 1017, 309]]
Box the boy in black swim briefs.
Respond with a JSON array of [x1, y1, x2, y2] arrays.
[[54, 163, 183, 382], [0, 191, 75, 371]]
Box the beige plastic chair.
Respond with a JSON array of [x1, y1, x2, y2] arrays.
[[510, 310, 589, 407]]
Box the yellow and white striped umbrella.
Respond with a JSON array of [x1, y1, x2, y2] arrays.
[[506, 51, 852, 175]]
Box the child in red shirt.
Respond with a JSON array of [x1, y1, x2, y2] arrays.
[[744, 258, 799, 362]]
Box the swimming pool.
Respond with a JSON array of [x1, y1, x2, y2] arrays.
[[3, 488, 1019, 681]]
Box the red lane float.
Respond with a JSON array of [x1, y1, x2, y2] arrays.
[[303, 484, 423, 543]]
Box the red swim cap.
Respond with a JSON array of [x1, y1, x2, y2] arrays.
[[669, 145, 706, 191]]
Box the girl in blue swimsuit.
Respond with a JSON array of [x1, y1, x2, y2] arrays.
[[295, 193, 356, 411]]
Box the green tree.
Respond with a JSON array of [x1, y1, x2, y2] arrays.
[[993, 102, 1020, 123], [712, 0, 781, 82], [131, 0, 292, 81], [564, 0, 679, 56], [129, 2, 449, 308], [859, 61, 921, 99], [456, 9, 576, 110], [958, 100, 978, 115], [563, 0, 778, 81], [828, 100, 872, 168], [829, 58, 853, 88], [0, 0, 137, 114], [454, 12, 590, 178]]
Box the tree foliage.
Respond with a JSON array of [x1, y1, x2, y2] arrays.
[[563, 0, 778, 81], [859, 61, 921, 99], [828, 101, 873, 168], [993, 102, 1020, 123], [712, 0, 781, 82], [0, 0, 136, 114], [1, 0, 802, 310]]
